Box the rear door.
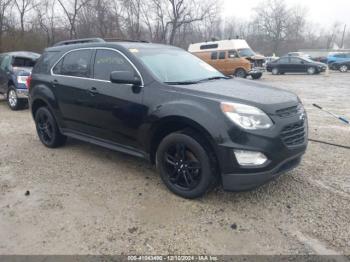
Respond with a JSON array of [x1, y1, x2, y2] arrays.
[[86, 48, 145, 148], [51, 48, 95, 134]]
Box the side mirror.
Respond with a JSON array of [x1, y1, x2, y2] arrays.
[[110, 71, 141, 86]]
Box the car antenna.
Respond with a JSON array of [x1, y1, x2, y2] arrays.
[[313, 104, 349, 125]]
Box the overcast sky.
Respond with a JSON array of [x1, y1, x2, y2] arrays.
[[222, 0, 350, 29]]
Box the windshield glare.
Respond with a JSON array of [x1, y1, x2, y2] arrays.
[[132, 48, 224, 83], [238, 48, 255, 57]]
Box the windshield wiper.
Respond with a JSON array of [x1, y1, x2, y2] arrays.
[[164, 80, 199, 85], [198, 76, 230, 82]]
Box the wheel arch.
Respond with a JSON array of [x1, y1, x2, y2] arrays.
[[148, 115, 219, 168], [234, 67, 248, 74]]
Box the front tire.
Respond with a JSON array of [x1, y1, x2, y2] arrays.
[[339, 65, 348, 73], [34, 107, 66, 148], [156, 131, 217, 199], [234, 68, 247, 78], [251, 73, 262, 80], [307, 67, 316, 75]]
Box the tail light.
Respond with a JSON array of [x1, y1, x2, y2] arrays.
[[26, 75, 32, 89]]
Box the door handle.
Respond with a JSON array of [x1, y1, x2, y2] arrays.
[[51, 79, 58, 87], [89, 87, 99, 96]]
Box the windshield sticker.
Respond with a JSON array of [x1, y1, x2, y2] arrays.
[[129, 48, 139, 53]]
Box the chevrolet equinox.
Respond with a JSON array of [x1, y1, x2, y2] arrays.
[[28, 38, 308, 199]]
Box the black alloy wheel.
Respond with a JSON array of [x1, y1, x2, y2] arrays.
[[163, 143, 202, 191], [156, 131, 217, 199], [35, 107, 66, 148]]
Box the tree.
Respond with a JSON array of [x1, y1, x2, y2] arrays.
[[0, 0, 12, 51], [254, 0, 290, 54], [34, 0, 57, 45], [14, 0, 36, 36], [57, 0, 91, 39]]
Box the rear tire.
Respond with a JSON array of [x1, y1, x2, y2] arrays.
[[7, 86, 26, 110], [234, 68, 247, 78], [156, 131, 217, 199], [339, 65, 348, 73], [34, 107, 67, 148], [272, 67, 279, 75]]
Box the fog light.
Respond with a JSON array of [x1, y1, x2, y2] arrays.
[[234, 150, 268, 166]]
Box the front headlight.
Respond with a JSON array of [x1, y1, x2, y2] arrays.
[[220, 102, 273, 130]]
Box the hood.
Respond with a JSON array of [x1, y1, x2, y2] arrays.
[[249, 54, 265, 60], [172, 78, 299, 113]]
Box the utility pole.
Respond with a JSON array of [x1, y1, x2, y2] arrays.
[[340, 24, 347, 49]]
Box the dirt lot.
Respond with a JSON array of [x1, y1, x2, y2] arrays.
[[0, 72, 349, 255]]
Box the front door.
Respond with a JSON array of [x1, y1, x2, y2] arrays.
[[290, 57, 306, 72], [87, 48, 145, 148]]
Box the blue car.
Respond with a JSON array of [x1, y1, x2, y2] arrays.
[[327, 52, 350, 64], [0, 51, 40, 110]]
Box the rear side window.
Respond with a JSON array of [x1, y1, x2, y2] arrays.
[[211, 52, 218, 60], [56, 49, 93, 78], [219, 51, 226, 59], [33, 51, 58, 74], [93, 49, 134, 81]]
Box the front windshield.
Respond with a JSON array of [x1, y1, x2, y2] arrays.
[[132, 48, 224, 83], [237, 48, 255, 57]]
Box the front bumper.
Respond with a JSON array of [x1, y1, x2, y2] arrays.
[[216, 110, 308, 191], [222, 154, 302, 191], [16, 88, 29, 99], [248, 67, 265, 75]]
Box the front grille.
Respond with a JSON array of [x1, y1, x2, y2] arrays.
[[276, 105, 301, 118], [251, 60, 264, 68], [281, 120, 306, 146]]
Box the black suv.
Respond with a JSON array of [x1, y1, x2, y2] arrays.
[[29, 38, 308, 198]]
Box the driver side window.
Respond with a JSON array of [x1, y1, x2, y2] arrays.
[[93, 49, 135, 81]]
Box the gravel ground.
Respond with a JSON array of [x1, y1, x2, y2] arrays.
[[0, 72, 349, 255]]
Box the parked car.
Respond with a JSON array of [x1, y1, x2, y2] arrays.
[[327, 52, 350, 64], [29, 38, 308, 199], [188, 39, 265, 79], [0, 51, 40, 110], [330, 60, 350, 72], [266, 56, 327, 75]]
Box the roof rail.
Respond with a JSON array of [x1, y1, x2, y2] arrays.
[[104, 38, 149, 43], [53, 38, 105, 46]]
